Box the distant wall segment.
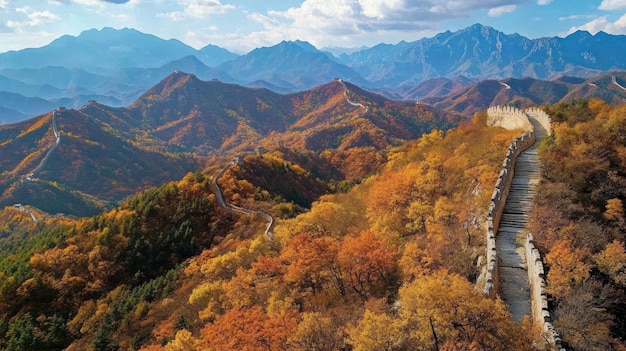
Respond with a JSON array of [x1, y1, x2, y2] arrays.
[[525, 107, 552, 136]]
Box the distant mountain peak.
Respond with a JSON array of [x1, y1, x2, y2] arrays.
[[568, 30, 593, 39], [467, 23, 493, 30], [136, 70, 202, 101], [275, 40, 319, 52], [458, 23, 500, 37], [160, 70, 201, 86], [77, 26, 145, 39]]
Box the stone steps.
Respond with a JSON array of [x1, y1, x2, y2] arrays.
[[496, 115, 547, 324]]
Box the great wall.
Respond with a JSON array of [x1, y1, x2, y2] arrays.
[[211, 157, 274, 242], [483, 105, 563, 350], [25, 108, 62, 181]]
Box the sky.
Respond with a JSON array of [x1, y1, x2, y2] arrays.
[[1, 0, 626, 54]]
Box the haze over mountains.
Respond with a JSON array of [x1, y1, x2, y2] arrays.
[[3, 23, 626, 121], [3, 22, 626, 214]]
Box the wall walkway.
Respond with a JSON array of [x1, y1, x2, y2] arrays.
[[483, 106, 563, 350]]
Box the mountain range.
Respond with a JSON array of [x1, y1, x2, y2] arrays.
[[0, 73, 453, 216], [421, 71, 626, 116], [3, 24, 626, 121]]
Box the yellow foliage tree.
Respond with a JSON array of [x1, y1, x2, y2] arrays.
[[346, 309, 404, 351], [164, 330, 199, 351], [398, 272, 531, 351], [545, 240, 591, 299], [594, 240, 626, 286], [288, 312, 345, 351]]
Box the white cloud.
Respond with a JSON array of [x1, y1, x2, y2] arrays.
[[265, 0, 529, 36], [0, 0, 8, 10], [563, 13, 626, 35], [184, 0, 532, 53], [47, 0, 141, 11], [559, 14, 597, 21], [599, 0, 626, 10], [7, 7, 60, 31], [537, 0, 552, 5], [488, 4, 517, 17], [158, 0, 235, 21], [357, 0, 406, 19]]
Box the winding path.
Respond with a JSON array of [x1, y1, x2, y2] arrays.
[[26, 109, 61, 181], [13, 204, 38, 222], [496, 113, 547, 323], [612, 75, 626, 92], [336, 79, 369, 114], [211, 161, 274, 241], [499, 81, 511, 90], [344, 91, 369, 113]]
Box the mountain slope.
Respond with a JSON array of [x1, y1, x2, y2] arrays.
[[0, 108, 198, 215], [0, 91, 57, 117], [126, 72, 456, 155], [0, 106, 27, 124], [198, 44, 240, 67], [128, 72, 296, 153], [0, 73, 457, 215]]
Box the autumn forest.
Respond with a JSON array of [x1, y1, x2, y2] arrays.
[[1, 79, 626, 351]]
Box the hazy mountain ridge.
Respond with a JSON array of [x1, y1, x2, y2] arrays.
[[4, 24, 626, 122], [217, 40, 370, 90], [340, 24, 626, 86], [0, 28, 240, 119]]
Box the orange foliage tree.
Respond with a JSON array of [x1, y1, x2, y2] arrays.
[[198, 306, 298, 351]]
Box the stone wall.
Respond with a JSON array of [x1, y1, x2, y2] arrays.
[[482, 128, 534, 297], [482, 106, 563, 350], [487, 106, 533, 132], [526, 107, 552, 136], [526, 234, 563, 349]]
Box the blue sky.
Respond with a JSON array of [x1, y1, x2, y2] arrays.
[[1, 0, 625, 53]]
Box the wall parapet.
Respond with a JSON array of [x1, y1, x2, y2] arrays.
[[525, 107, 552, 136], [526, 234, 563, 349], [487, 105, 533, 132]]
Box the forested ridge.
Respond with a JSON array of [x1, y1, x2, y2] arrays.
[[1, 101, 625, 350], [0, 75, 456, 217]]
